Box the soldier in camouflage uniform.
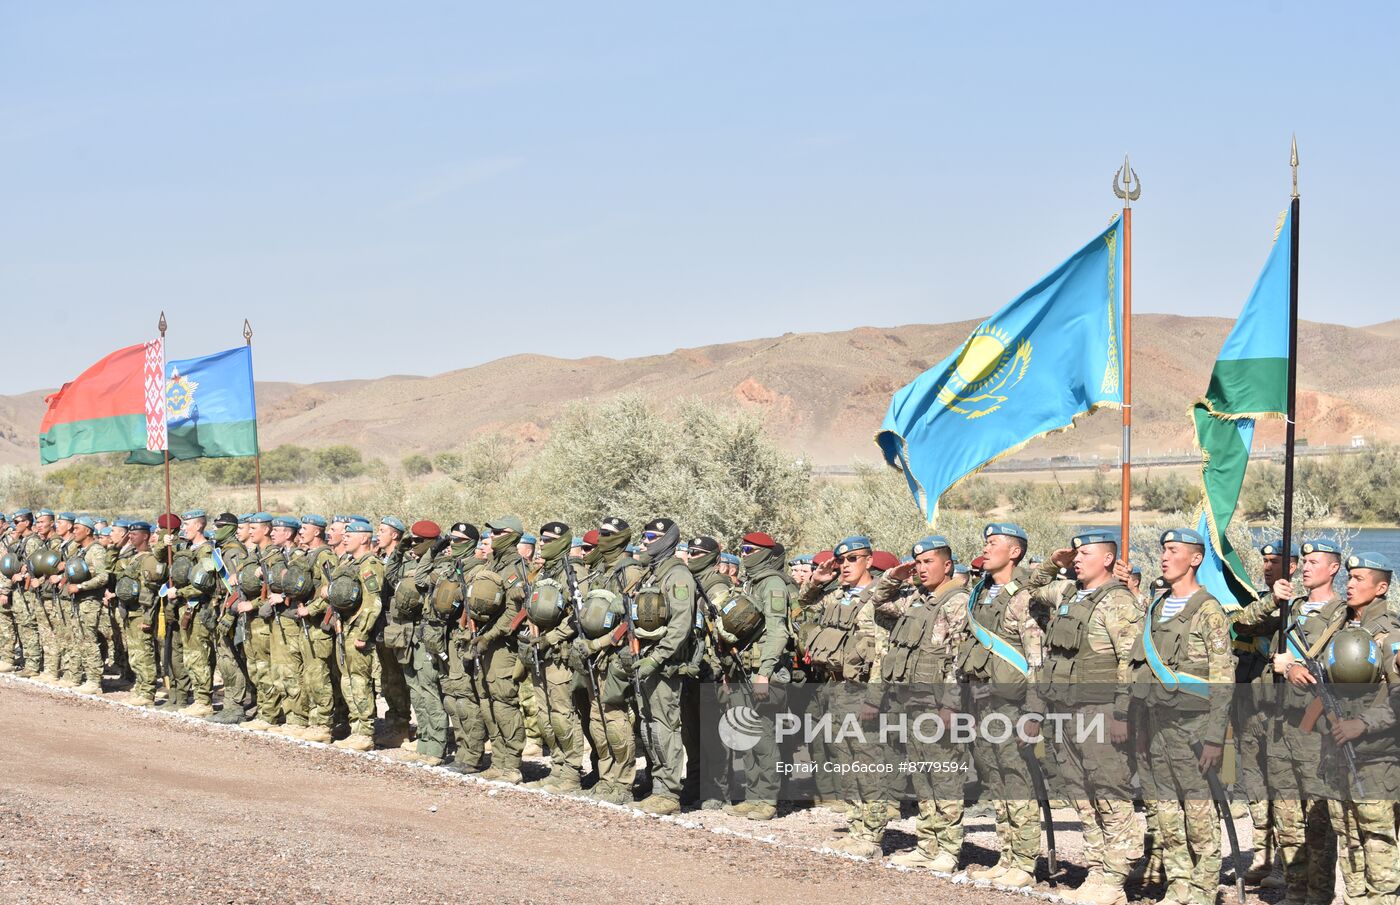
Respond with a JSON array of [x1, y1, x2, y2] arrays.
[[0, 510, 37, 674], [1231, 542, 1296, 888], [802, 534, 895, 857], [63, 515, 111, 694], [1309, 552, 1400, 905], [1027, 530, 1142, 904], [373, 516, 414, 748], [1131, 528, 1234, 905], [330, 519, 385, 751], [384, 520, 450, 764], [171, 512, 219, 717], [0, 509, 29, 672], [110, 521, 162, 706], [1234, 538, 1341, 905], [956, 523, 1044, 889], [239, 513, 282, 728], [153, 514, 191, 709], [274, 515, 339, 744], [434, 523, 490, 773], [682, 535, 736, 809], [624, 517, 697, 815], [206, 513, 252, 724], [29, 510, 71, 684], [868, 535, 970, 870], [573, 516, 646, 804], [520, 522, 589, 792]]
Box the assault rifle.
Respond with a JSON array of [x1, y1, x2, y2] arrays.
[[560, 558, 601, 706], [1283, 619, 1365, 798]]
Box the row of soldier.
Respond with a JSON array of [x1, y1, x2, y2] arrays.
[[1, 507, 1397, 905]]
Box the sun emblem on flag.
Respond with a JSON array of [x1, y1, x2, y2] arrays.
[[936, 324, 1031, 419], [165, 369, 199, 420]]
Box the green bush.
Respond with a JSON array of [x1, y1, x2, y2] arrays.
[[401, 453, 433, 477]]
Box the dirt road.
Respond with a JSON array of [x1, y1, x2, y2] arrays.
[[0, 676, 1094, 905]]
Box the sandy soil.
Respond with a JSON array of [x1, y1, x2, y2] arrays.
[[0, 675, 1278, 905]]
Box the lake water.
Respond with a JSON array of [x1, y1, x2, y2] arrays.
[[1252, 527, 1400, 563]]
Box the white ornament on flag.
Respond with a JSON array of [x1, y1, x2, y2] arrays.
[[143, 338, 167, 451]]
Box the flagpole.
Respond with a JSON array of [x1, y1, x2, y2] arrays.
[[245, 319, 262, 511], [1280, 137, 1300, 561], [159, 312, 173, 525], [1113, 157, 1140, 556]]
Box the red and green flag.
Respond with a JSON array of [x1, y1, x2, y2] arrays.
[[38, 340, 167, 465], [1193, 208, 1293, 607]]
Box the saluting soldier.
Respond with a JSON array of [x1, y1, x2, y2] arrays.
[[1130, 529, 1233, 905]]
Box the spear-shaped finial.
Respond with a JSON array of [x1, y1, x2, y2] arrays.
[[1113, 154, 1141, 206], [158, 311, 168, 337], [1291, 134, 1299, 199], [243, 318, 253, 345]]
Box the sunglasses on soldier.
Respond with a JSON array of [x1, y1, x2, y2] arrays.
[[641, 530, 662, 542]]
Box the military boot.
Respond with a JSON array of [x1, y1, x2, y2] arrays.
[[334, 734, 374, 752], [966, 862, 1006, 881], [1072, 884, 1127, 905], [75, 681, 103, 695], [207, 706, 246, 725], [637, 794, 680, 816], [300, 726, 334, 745], [744, 802, 777, 821], [0, 662, 15, 673], [17, 666, 38, 678], [444, 760, 486, 776], [723, 801, 755, 817], [996, 867, 1035, 890], [180, 701, 214, 718], [240, 718, 273, 731], [159, 694, 189, 713], [594, 781, 632, 805], [128, 695, 156, 708], [890, 846, 944, 869], [548, 768, 582, 793], [832, 836, 882, 858]]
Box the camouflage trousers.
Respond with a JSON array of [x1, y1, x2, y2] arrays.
[[533, 657, 585, 775], [401, 641, 447, 759], [969, 699, 1041, 873], [1329, 764, 1400, 905], [214, 614, 250, 711], [339, 640, 376, 738], [0, 596, 19, 667], [519, 670, 543, 746], [440, 634, 484, 766], [375, 638, 411, 730], [1143, 714, 1218, 905], [69, 597, 105, 684], [587, 695, 636, 788], [298, 625, 335, 730], [1269, 719, 1338, 904], [179, 609, 215, 705], [159, 601, 190, 701], [1054, 702, 1136, 888], [857, 706, 966, 853], [12, 590, 41, 672], [1236, 711, 1275, 864], [471, 645, 524, 772], [638, 672, 685, 800], [247, 616, 277, 722], [121, 608, 157, 701], [35, 591, 68, 678], [270, 615, 305, 726]]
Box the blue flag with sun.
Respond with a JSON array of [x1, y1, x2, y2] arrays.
[[126, 346, 259, 463], [877, 217, 1124, 523]]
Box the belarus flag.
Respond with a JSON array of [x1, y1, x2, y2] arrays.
[[38, 340, 167, 465]]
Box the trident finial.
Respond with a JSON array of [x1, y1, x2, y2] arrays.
[[158, 311, 167, 337], [1112, 154, 1141, 206], [1290, 134, 1299, 199], [243, 319, 253, 345]]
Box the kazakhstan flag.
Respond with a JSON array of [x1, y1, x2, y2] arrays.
[[877, 217, 1124, 523]]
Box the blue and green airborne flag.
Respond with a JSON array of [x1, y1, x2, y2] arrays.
[[127, 346, 259, 464], [1193, 208, 1292, 608], [877, 217, 1125, 522]]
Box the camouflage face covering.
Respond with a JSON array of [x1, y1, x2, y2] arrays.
[[596, 530, 630, 557], [490, 530, 520, 556], [687, 549, 719, 574], [450, 541, 476, 559], [214, 524, 237, 545], [539, 534, 572, 562], [741, 546, 772, 574]]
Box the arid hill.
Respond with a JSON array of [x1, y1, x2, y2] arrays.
[[2, 315, 1392, 469]]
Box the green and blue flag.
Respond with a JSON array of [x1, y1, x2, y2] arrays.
[[877, 217, 1125, 523], [1193, 208, 1292, 608], [127, 346, 259, 464]]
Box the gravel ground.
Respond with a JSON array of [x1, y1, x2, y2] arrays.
[[0, 675, 1286, 905]]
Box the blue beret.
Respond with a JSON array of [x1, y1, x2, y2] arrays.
[[984, 523, 1028, 543], [571, 536, 585, 548], [1260, 542, 1300, 558], [245, 512, 272, 525], [833, 536, 872, 557], [300, 514, 328, 529], [128, 521, 152, 533], [625, 544, 639, 554], [1300, 539, 1341, 556], [380, 516, 406, 534], [271, 516, 299, 530], [1160, 528, 1205, 547], [57, 511, 76, 522], [788, 554, 813, 565], [203, 528, 216, 540], [0, 512, 7, 521], [75, 515, 96, 529], [331, 514, 348, 524], [182, 509, 206, 520], [1347, 552, 1393, 575], [521, 533, 537, 546], [346, 519, 373, 534], [11, 508, 31, 520], [954, 563, 969, 574], [348, 515, 369, 526], [720, 552, 740, 565], [911, 535, 951, 557], [237, 513, 255, 523], [112, 517, 132, 529], [1130, 564, 1143, 576], [36, 508, 54, 518], [97, 526, 112, 537], [1072, 530, 1119, 550]]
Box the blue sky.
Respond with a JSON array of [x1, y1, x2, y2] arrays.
[[2, 2, 1393, 393]]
